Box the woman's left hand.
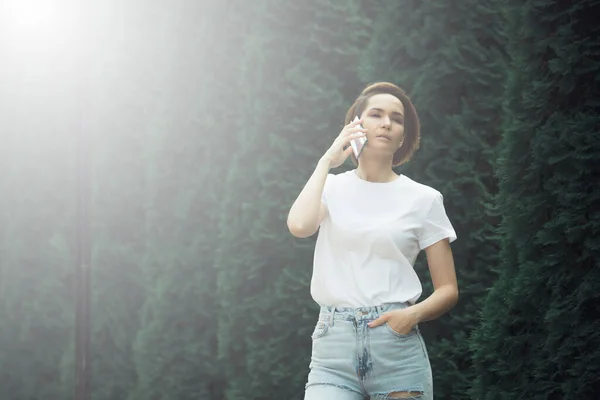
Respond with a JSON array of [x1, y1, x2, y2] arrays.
[[367, 308, 419, 335]]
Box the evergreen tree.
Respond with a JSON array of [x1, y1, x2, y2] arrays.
[[214, 1, 369, 399], [127, 2, 231, 399], [358, 1, 507, 397], [470, 1, 600, 398], [83, 17, 155, 400]]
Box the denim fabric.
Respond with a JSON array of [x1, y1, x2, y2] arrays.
[[304, 302, 433, 400]]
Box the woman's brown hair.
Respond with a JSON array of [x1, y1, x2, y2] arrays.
[[344, 82, 420, 167]]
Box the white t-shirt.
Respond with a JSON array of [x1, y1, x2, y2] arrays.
[[310, 170, 457, 307]]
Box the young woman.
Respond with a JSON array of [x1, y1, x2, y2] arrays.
[[287, 82, 458, 400]]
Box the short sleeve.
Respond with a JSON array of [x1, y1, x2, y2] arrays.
[[418, 192, 457, 250]]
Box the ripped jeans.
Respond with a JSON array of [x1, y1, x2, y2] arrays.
[[304, 302, 433, 400]]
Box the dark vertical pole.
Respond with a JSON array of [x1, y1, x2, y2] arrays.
[[74, 4, 91, 398]]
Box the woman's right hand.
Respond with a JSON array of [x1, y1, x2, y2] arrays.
[[321, 118, 368, 169]]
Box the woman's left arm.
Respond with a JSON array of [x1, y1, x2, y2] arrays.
[[407, 238, 459, 324]]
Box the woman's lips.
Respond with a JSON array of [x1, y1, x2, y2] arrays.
[[375, 135, 391, 140]]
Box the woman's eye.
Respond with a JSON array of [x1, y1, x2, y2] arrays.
[[370, 113, 380, 118], [394, 119, 403, 124]]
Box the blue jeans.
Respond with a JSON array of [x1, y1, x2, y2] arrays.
[[304, 302, 433, 399]]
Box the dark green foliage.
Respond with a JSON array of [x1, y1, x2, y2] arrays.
[[358, 1, 507, 398], [470, 1, 600, 399]]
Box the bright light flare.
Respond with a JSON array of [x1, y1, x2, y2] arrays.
[[0, 0, 87, 147], [6, 0, 60, 31], [1, 0, 79, 53]]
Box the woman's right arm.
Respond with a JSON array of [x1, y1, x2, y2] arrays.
[[286, 157, 331, 238], [287, 118, 367, 238]]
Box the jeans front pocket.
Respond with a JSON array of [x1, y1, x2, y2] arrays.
[[311, 318, 330, 340], [384, 321, 418, 339]]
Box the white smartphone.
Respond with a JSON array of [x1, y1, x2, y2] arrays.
[[350, 116, 367, 159]]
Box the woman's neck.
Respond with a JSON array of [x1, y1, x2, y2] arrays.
[[355, 158, 397, 183]]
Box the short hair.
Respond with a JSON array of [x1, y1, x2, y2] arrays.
[[344, 82, 420, 166]]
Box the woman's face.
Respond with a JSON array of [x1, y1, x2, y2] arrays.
[[359, 93, 405, 156]]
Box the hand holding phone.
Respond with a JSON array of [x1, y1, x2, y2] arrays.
[[322, 116, 367, 168], [350, 116, 367, 159]]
